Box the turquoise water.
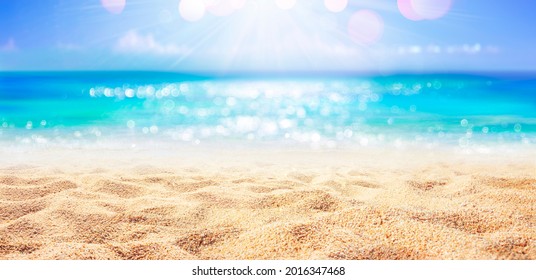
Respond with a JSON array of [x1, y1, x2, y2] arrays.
[[1, 72, 535, 149]]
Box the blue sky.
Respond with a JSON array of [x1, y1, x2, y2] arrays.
[[1, 0, 535, 72]]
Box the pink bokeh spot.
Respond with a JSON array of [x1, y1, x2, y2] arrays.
[[324, 0, 348, 13], [398, 0, 424, 21], [411, 0, 452, 20], [347, 10, 384, 45], [101, 0, 126, 15]]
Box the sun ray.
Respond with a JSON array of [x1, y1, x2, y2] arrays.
[[10, 0, 493, 72]]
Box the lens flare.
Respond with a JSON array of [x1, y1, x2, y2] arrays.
[[101, 0, 126, 15], [179, 0, 206, 22], [324, 0, 348, 13], [397, 0, 423, 21], [398, 0, 452, 21], [411, 0, 452, 20], [347, 10, 384, 45]]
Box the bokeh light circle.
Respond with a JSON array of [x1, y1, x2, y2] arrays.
[[397, 0, 424, 21], [399, 0, 452, 20], [411, 0, 452, 20], [275, 0, 296, 10], [179, 0, 206, 22], [324, 0, 348, 13], [101, 0, 126, 14], [347, 10, 384, 45]]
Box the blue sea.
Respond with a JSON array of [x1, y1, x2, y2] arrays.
[[1, 72, 535, 151]]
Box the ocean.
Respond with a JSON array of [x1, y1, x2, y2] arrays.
[[1, 72, 535, 151]]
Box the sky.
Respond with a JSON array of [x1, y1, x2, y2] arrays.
[[0, 0, 535, 72]]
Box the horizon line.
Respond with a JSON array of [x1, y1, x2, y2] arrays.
[[2, 70, 536, 79]]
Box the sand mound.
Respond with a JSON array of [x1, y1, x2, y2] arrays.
[[0, 148, 535, 259]]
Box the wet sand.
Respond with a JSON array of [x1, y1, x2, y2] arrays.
[[1, 146, 535, 259]]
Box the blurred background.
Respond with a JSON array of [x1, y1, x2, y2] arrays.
[[1, 0, 535, 73]]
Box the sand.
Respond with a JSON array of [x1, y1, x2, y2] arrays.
[[0, 145, 535, 260]]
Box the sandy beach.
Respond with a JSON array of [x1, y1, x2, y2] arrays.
[[1, 145, 535, 260]]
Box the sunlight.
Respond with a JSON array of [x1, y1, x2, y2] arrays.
[[179, 0, 248, 20], [205, 0, 236, 16], [92, 0, 460, 70], [230, 0, 247, 10], [275, 0, 297, 10]]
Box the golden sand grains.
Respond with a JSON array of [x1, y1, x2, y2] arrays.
[[0, 180, 77, 201], [93, 180, 144, 198], [328, 244, 423, 260], [0, 241, 41, 256], [175, 228, 240, 256], [0, 151, 535, 260], [407, 179, 448, 191], [483, 177, 536, 190], [410, 211, 505, 234], [485, 236, 534, 260], [0, 200, 47, 222]]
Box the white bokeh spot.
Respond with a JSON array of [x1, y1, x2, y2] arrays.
[[179, 0, 206, 22]]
